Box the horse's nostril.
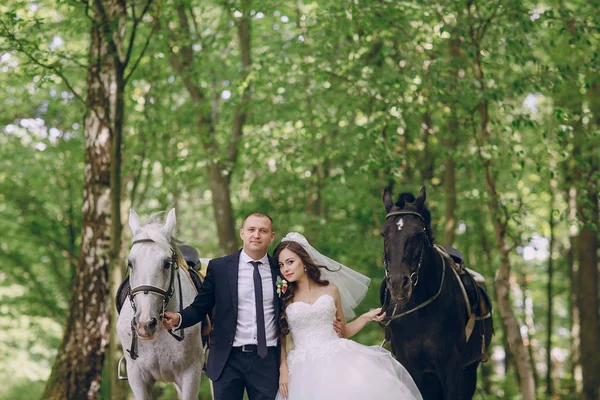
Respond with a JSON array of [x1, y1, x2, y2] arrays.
[[148, 318, 158, 329], [402, 277, 410, 289]]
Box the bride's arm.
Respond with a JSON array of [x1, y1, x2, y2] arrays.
[[279, 335, 289, 397], [344, 308, 383, 338], [332, 284, 383, 338]]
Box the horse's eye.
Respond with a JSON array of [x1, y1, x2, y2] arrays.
[[164, 260, 171, 270], [127, 260, 133, 269]]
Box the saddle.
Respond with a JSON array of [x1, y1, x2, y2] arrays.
[[441, 246, 492, 320]]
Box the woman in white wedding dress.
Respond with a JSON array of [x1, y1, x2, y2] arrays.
[[274, 233, 422, 400]]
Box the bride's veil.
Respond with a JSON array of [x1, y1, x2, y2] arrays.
[[280, 232, 371, 320]]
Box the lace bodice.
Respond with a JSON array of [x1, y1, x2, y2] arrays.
[[286, 294, 341, 352]]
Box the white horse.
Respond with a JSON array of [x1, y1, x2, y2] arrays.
[[117, 209, 204, 400]]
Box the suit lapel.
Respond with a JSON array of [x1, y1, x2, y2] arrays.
[[228, 251, 242, 318]]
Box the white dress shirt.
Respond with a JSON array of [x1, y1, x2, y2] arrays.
[[233, 251, 278, 347]]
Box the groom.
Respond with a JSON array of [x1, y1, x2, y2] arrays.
[[164, 212, 280, 400]]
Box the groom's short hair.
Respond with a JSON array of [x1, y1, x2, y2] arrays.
[[242, 212, 273, 230]]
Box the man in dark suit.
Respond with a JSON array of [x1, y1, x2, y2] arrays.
[[163, 213, 280, 400]]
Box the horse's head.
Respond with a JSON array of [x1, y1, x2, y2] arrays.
[[127, 208, 178, 340], [381, 186, 434, 304]]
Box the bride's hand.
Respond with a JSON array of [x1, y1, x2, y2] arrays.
[[362, 307, 385, 322], [279, 365, 289, 398], [333, 316, 345, 338]]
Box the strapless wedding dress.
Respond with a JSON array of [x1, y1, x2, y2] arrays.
[[275, 294, 422, 400]]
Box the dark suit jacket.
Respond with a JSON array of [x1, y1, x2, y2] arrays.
[[179, 250, 281, 381]]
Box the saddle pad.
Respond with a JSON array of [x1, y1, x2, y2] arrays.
[[465, 268, 486, 284], [459, 272, 482, 316], [116, 276, 130, 314]]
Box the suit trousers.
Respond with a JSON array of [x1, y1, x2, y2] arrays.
[[213, 346, 279, 400]]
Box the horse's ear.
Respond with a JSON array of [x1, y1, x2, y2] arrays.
[[163, 208, 176, 237], [383, 189, 393, 213], [129, 209, 141, 235], [414, 186, 426, 209]]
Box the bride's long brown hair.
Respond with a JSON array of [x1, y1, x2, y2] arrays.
[[273, 240, 332, 336]]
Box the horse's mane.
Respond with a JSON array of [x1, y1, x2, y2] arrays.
[[134, 213, 184, 259], [395, 192, 435, 244]]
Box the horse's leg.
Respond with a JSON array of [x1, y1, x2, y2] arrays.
[[436, 350, 463, 400], [418, 373, 443, 400], [176, 364, 202, 400], [127, 369, 155, 400], [461, 362, 479, 400]]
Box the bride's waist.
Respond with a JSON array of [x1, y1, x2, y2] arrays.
[[290, 334, 342, 350], [286, 337, 350, 366]]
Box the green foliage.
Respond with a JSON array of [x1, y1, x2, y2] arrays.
[[1, 0, 598, 398]]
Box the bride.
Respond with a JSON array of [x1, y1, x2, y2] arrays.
[[274, 233, 422, 400]]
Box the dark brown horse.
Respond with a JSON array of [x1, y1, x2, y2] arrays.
[[380, 187, 493, 400]]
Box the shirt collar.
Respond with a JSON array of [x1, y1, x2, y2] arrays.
[[241, 250, 269, 266]]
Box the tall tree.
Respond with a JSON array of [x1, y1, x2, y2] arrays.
[[545, 178, 556, 396], [166, 0, 253, 255], [41, 0, 154, 397], [466, 1, 537, 397], [575, 78, 600, 400]]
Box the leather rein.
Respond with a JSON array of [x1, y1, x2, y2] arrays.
[[126, 238, 185, 360], [381, 210, 446, 325]]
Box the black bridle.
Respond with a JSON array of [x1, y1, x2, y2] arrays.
[[383, 210, 427, 287], [126, 238, 184, 360], [381, 210, 446, 324], [128, 239, 178, 312]]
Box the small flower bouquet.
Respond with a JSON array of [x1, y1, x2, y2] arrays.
[[276, 276, 288, 297]]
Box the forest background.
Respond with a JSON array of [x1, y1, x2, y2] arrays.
[[0, 0, 598, 399]]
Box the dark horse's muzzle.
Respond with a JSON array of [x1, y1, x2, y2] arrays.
[[387, 272, 414, 304]]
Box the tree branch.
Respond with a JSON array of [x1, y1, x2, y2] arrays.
[[0, 19, 86, 105], [123, 0, 153, 68], [124, 2, 159, 84]]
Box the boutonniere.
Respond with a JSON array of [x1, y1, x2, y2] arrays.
[[276, 276, 288, 297]]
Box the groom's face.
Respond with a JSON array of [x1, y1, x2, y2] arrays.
[[240, 215, 275, 256]]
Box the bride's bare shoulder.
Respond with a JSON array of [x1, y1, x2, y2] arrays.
[[324, 282, 340, 297]]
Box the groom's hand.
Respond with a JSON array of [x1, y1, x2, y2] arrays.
[[163, 311, 180, 330], [333, 316, 345, 338]]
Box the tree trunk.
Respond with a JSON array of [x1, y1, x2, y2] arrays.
[[519, 271, 539, 389], [573, 76, 600, 400], [494, 249, 536, 399], [107, 37, 128, 400], [575, 202, 599, 400], [442, 36, 460, 247], [567, 188, 582, 392], [168, 1, 253, 255], [42, 1, 126, 397], [442, 133, 457, 246], [106, 201, 131, 400], [208, 161, 238, 254], [574, 172, 599, 400], [545, 181, 556, 396], [467, 4, 536, 396], [555, 72, 584, 394]]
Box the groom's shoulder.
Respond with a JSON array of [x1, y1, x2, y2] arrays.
[[209, 251, 241, 267]]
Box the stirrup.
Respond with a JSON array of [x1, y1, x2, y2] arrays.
[[118, 355, 128, 380]]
